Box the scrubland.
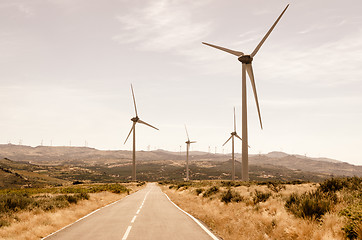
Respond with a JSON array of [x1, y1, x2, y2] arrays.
[[0, 182, 145, 240], [161, 178, 361, 240]]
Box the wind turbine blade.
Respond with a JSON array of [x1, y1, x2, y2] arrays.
[[246, 64, 263, 129], [202, 42, 244, 57], [131, 84, 138, 117], [233, 107, 236, 132], [235, 134, 251, 147], [251, 4, 289, 57], [185, 125, 190, 141], [138, 119, 159, 130], [124, 122, 135, 144], [190, 141, 197, 144], [235, 133, 242, 141], [223, 136, 232, 146]]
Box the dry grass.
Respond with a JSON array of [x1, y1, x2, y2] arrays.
[[163, 183, 346, 240], [0, 183, 144, 240]]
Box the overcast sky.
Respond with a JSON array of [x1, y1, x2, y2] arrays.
[[1, 0, 361, 165]]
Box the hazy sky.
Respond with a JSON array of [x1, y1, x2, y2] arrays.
[[1, 0, 361, 165]]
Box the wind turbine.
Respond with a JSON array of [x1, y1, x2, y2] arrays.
[[184, 125, 196, 181], [124, 84, 159, 181], [203, 4, 289, 181], [222, 107, 243, 181]]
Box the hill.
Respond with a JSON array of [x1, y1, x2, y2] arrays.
[[0, 158, 68, 188], [0, 144, 361, 185]]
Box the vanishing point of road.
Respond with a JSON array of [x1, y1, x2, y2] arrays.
[[43, 183, 219, 240]]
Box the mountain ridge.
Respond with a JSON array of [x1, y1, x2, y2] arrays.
[[0, 144, 360, 178]]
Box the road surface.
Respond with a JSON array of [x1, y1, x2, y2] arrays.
[[43, 183, 219, 240]]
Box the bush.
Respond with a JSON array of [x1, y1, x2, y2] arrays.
[[79, 192, 90, 200], [0, 193, 34, 213], [267, 182, 286, 193], [195, 188, 203, 196], [66, 195, 78, 204], [0, 218, 9, 228], [72, 180, 84, 185], [285, 190, 337, 220], [340, 203, 362, 239], [253, 190, 271, 204], [319, 178, 344, 193], [220, 181, 241, 187], [136, 181, 146, 187], [176, 183, 190, 190], [221, 189, 243, 204], [203, 186, 219, 198]]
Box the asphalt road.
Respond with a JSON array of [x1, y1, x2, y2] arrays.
[[43, 183, 219, 240]]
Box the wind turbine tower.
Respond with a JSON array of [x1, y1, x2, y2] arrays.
[[184, 125, 196, 181], [124, 84, 159, 181], [222, 107, 243, 181], [203, 5, 289, 180]]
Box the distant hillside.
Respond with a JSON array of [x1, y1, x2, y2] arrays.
[[0, 158, 68, 188], [0, 144, 361, 183]]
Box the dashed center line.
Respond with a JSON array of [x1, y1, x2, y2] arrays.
[[121, 226, 132, 240], [121, 189, 151, 239]]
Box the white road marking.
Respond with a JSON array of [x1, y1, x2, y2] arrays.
[[41, 194, 131, 240], [121, 226, 132, 240], [121, 189, 151, 239], [164, 193, 220, 240]]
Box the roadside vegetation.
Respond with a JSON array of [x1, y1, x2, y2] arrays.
[[160, 177, 362, 240], [0, 182, 144, 240]]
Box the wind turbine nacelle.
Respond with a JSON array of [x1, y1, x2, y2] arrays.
[[131, 117, 139, 122], [238, 55, 253, 64]]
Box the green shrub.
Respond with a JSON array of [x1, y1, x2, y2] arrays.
[[285, 190, 336, 220], [221, 181, 238, 187], [136, 181, 146, 187], [176, 183, 190, 190], [221, 189, 243, 204], [79, 192, 90, 200], [319, 178, 344, 193], [0, 218, 9, 228], [267, 182, 286, 193], [66, 195, 78, 204], [195, 188, 203, 196], [203, 186, 219, 198], [253, 190, 271, 204], [340, 203, 362, 239], [0, 193, 34, 213], [318, 177, 362, 194]]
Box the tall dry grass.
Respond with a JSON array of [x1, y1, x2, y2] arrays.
[[163, 183, 346, 240], [0, 183, 144, 240]]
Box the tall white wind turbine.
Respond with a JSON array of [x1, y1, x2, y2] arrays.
[[223, 107, 243, 181], [203, 4, 289, 181], [184, 125, 196, 181], [124, 84, 159, 181]]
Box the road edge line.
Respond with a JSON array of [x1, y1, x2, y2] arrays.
[[41, 193, 132, 239], [163, 192, 220, 240]]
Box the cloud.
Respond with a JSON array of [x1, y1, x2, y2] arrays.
[[257, 29, 362, 88], [0, 2, 34, 16], [113, 0, 212, 54]]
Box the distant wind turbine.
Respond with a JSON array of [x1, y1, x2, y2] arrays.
[[184, 125, 196, 181], [124, 84, 159, 181], [203, 4, 289, 181], [222, 107, 246, 181]]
